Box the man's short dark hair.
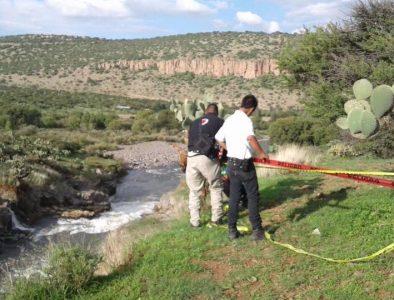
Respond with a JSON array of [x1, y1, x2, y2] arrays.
[[241, 95, 258, 110], [206, 103, 219, 115]]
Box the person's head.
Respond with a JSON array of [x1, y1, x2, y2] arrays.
[[240, 94, 258, 116], [205, 103, 219, 116]]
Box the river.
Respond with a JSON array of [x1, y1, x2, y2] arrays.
[[0, 165, 183, 293]]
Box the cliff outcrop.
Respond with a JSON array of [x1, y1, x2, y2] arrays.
[[97, 57, 279, 79]]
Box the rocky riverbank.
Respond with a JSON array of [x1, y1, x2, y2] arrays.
[[107, 141, 186, 170], [0, 141, 186, 241]]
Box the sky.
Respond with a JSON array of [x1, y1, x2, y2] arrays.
[[0, 0, 354, 39]]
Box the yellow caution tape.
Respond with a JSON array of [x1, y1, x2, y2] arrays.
[[255, 165, 394, 177], [207, 223, 394, 263], [264, 231, 394, 263], [206, 223, 250, 234]]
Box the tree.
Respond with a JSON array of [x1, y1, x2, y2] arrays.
[[277, 0, 394, 143]]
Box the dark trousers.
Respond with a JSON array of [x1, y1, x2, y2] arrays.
[[228, 164, 262, 230]]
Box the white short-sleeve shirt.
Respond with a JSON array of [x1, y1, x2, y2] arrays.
[[215, 110, 255, 159]]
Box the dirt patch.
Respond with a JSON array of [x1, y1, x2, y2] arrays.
[[195, 259, 233, 282], [204, 245, 238, 258]]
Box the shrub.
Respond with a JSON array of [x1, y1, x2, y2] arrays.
[[7, 244, 101, 299], [44, 244, 101, 294], [268, 117, 314, 145], [15, 125, 38, 136], [269, 116, 339, 146], [368, 122, 394, 158], [41, 114, 62, 128], [65, 112, 82, 129], [327, 142, 363, 157], [6, 105, 42, 128], [83, 156, 122, 174]]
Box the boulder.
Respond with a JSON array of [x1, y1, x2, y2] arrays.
[[61, 210, 96, 219]]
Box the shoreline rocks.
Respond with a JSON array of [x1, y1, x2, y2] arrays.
[[107, 141, 186, 170]]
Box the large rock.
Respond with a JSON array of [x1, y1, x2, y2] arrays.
[[77, 190, 111, 213], [61, 210, 96, 219]]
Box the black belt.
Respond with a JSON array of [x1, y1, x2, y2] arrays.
[[228, 157, 252, 163], [227, 157, 253, 171]]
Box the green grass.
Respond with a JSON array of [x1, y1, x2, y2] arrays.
[[72, 157, 394, 300]]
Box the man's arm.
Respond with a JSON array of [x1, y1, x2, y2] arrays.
[[247, 135, 269, 160]]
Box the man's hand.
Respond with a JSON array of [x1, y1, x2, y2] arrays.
[[256, 152, 269, 160], [247, 135, 269, 160]]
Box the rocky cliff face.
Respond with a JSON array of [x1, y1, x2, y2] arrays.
[[97, 57, 279, 78]]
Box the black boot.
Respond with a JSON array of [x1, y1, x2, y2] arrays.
[[228, 227, 242, 240], [250, 229, 265, 241]]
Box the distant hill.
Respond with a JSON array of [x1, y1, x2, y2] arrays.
[[0, 32, 300, 109]]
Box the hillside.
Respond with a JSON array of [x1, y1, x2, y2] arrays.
[[0, 33, 300, 109]]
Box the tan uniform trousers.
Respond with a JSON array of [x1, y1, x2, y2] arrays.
[[186, 155, 223, 226]]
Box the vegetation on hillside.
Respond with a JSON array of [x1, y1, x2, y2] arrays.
[[275, 0, 394, 156], [0, 32, 292, 75]]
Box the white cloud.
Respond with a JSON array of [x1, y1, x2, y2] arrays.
[[287, 2, 342, 18], [267, 21, 280, 33], [46, 0, 130, 18], [175, 0, 215, 15], [291, 27, 307, 34], [236, 11, 263, 26], [212, 19, 227, 29], [236, 11, 280, 33], [211, 1, 229, 10]]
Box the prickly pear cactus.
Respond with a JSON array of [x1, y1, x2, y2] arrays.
[[170, 97, 226, 130], [347, 108, 363, 134], [336, 117, 349, 130], [336, 79, 394, 139], [370, 85, 394, 118], [353, 79, 373, 100], [360, 110, 378, 137]]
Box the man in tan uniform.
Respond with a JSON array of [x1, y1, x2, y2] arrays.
[[186, 103, 224, 227]]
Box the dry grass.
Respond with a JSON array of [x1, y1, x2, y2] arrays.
[[256, 144, 321, 178], [96, 187, 188, 276]]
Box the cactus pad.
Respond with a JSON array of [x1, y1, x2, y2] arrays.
[[344, 99, 369, 114], [360, 110, 378, 137], [353, 79, 373, 100], [351, 132, 367, 139], [176, 110, 183, 122], [195, 110, 204, 119], [370, 85, 394, 118], [347, 108, 363, 134], [182, 117, 192, 129], [336, 117, 349, 130]]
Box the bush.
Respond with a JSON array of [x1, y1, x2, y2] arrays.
[[7, 278, 62, 300], [45, 245, 101, 294], [268, 117, 339, 146], [6, 105, 42, 128], [15, 125, 38, 136], [7, 244, 101, 299], [83, 156, 122, 174], [357, 122, 394, 158], [41, 114, 62, 128], [268, 117, 314, 145], [107, 119, 132, 130]]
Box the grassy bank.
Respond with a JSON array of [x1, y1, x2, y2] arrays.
[[7, 156, 394, 299]]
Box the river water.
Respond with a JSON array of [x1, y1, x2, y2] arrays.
[[0, 165, 183, 292]]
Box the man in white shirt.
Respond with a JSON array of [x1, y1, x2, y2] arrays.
[[215, 95, 269, 240]]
